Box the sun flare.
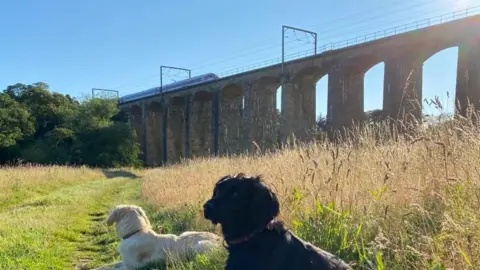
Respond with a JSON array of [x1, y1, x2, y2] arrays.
[[454, 0, 471, 9]]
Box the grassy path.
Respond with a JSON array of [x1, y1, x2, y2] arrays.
[[0, 176, 142, 270]]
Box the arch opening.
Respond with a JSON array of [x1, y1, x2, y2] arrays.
[[130, 105, 142, 122], [276, 85, 282, 146], [422, 47, 459, 123], [363, 62, 385, 124], [315, 75, 328, 134]]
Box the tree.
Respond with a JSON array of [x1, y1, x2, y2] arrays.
[[1, 82, 141, 167], [316, 114, 329, 132], [4, 82, 79, 139], [364, 109, 386, 124], [73, 97, 121, 131], [70, 98, 140, 167], [19, 127, 76, 164], [0, 93, 35, 148], [73, 122, 141, 168]]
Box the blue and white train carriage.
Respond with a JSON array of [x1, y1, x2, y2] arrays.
[[118, 73, 219, 104]]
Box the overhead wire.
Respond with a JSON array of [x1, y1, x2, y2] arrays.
[[110, 0, 433, 90], [210, 4, 477, 77], [180, 0, 411, 69], [188, 0, 443, 72], [112, 0, 468, 92], [307, 5, 466, 45], [309, 4, 480, 51], [184, 0, 455, 76]]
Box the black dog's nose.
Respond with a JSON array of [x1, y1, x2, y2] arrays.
[[203, 202, 213, 217], [203, 202, 218, 225], [203, 201, 212, 211]]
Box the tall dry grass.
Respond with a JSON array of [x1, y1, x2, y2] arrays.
[[142, 116, 480, 269], [0, 165, 142, 208], [0, 165, 104, 205], [0, 165, 143, 188], [0, 165, 101, 187]]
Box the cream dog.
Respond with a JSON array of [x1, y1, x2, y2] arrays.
[[106, 204, 221, 270]]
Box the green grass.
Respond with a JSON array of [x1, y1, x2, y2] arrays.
[[0, 166, 104, 210], [0, 176, 143, 270]]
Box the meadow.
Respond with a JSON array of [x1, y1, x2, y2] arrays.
[[1, 115, 479, 270], [0, 166, 145, 269], [142, 116, 480, 270]]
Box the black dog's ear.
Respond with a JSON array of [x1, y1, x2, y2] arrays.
[[249, 176, 280, 227], [216, 175, 231, 184], [236, 173, 246, 178], [266, 188, 280, 219]]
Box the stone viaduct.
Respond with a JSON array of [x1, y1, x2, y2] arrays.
[[119, 15, 480, 166]]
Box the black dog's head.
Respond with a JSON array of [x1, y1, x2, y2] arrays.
[[203, 173, 280, 242]]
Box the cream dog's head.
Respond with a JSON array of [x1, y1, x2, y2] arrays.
[[106, 204, 151, 239]]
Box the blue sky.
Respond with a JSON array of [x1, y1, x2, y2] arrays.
[[1, 0, 479, 117]]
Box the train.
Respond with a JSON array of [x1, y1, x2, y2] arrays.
[[118, 73, 220, 104]]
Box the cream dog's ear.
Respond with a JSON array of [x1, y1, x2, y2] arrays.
[[134, 206, 151, 227], [106, 206, 124, 226]]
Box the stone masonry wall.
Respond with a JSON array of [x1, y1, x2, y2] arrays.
[[130, 106, 145, 162], [456, 40, 480, 116], [219, 87, 243, 155], [246, 82, 278, 151], [281, 76, 317, 143], [167, 98, 186, 163], [327, 65, 365, 131], [189, 93, 213, 158], [146, 103, 163, 166]]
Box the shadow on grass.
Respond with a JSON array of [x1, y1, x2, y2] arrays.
[[101, 169, 139, 179]]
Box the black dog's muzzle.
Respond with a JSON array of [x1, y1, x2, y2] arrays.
[[203, 201, 218, 225]]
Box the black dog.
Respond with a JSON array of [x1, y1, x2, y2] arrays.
[[203, 173, 351, 270]]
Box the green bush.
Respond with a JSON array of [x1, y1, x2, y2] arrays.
[[0, 93, 35, 148], [0, 82, 142, 167], [74, 122, 141, 168]]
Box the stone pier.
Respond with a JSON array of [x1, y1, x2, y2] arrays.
[[245, 78, 279, 151], [281, 71, 318, 143], [456, 39, 480, 116], [146, 102, 163, 166], [167, 97, 186, 163], [189, 91, 213, 157], [327, 65, 365, 131], [383, 53, 423, 124], [130, 105, 145, 162], [219, 84, 243, 155]]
